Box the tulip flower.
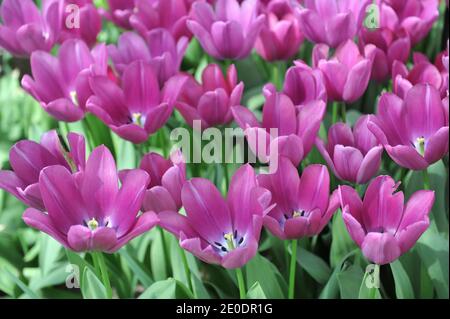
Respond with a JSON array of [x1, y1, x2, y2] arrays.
[[384, 0, 439, 46], [232, 84, 326, 167], [314, 40, 374, 103], [316, 115, 383, 184], [0, 0, 61, 56], [129, 0, 192, 40], [107, 30, 188, 86], [22, 39, 108, 122], [176, 63, 244, 128], [359, 1, 411, 82], [339, 175, 434, 265], [0, 131, 85, 211], [158, 164, 272, 269], [187, 0, 265, 60], [296, 0, 370, 48], [59, 0, 102, 47], [258, 158, 340, 240], [283, 60, 327, 106], [393, 53, 448, 99], [87, 60, 187, 144], [368, 84, 449, 170], [100, 0, 134, 29], [255, 0, 304, 61], [22, 146, 159, 253], [121, 150, 186, 213]]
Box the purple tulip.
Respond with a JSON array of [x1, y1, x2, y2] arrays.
[[0, 0, 61, 56], [314, 40, 374, 103], [123, 150, 186, 213], [297, 0, 370, 48], [22, 39, 107, 122], [255, 0, 304, 61], [59, 0, 102, 47], [283, 60, 327, 106], [316, 115, 383, 184], [0, 130, 85, 211], [339, 175, 434, 265], [100, 0, 134, 29], [359, 2, 411, 82], [176, 63, 244, 128], [232, 83, 325, 166], [87, 60, 186, 144], [107, 30, 188, 87], [187, 0, 265, 60], [368, 84, 449, 170], [23, 146, 159, 253], [259, 158, 339, 240], [130, 0, 192, 40], [384, 0, 439, 46], [393, 53, 448, 99], [159, 164, 273, 269]]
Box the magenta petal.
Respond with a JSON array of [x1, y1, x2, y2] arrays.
[[158, 210, 197, 238], [112, 124, 149, 144], [397, 221, 429, 255], [356, 146, 383, 184], [186, 20, 221, 59], [221, 237, 258, 269], [112, 169, 149, 237], [338, 185, 363, 223], [182, 178, 232, 243], [144, 103, 173, 135], [263, 214, 287, 240], [385, 144, 429, 170], [0, 170, 24, 200], [179, 235, 222, 265], [143, 186, 178, 213], [231, 105, 260, 129], [333, 145, 363, 183], [297, 100, 326, 155], [275, 135, 304, 167], [399, 190, 434, 231], [110, 211, 159, 252], [361, 232, 401, 265], [343, 59, 372, 103], [284, 216, 309, 239], [297, 164, 330, 214], [424, 126, 449, 164], [45, 98, 85, 122], [262, 91, 297, 136], [342, 210, 366, 247], [23, 208, 69, 248]]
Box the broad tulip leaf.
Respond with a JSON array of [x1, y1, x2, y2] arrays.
[[246, 282, 267, 299], [81, 268, 107, 299], [390, 260, 414, 299]]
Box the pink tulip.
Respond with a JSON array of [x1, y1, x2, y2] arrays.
[[176, 63, 244, 128], [314, 40, 374, 103], [259, 158, 340, 240], [22, 39, 108, 122], [368, 84, 449, 170], [297, 0, 370, 48], [339, 175, 434, 264], [316, 115, 383, 184], [232, 83, 325, 166], [23, 146, 158, 252], [100, 0, 134, 29], [255, 0, 304, 61], [87, 61, 187, 144], [159, 164, 273, 269], [187, 0, 265, 60], [0, 131, 85, 211]]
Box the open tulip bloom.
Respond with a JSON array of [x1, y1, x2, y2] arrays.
[[22, 145, 159, 253], [0, 0, 448, 302], [339, 175, 434, 265]]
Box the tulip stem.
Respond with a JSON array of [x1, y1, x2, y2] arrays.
[[92, 251, 112, 299], [180, 248, 194, 294], [288, 239, 298, 299], [341, 103, 346, 123], [422, 168, 430, 190], [332, 102, 339, 124], [236, 268, 246, 299]]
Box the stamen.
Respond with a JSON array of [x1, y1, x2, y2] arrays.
[[416, 137, 426, 156], [224, 232, 235, 250], [87, 218, 98, 231], [70, 91, 78, 106], [132, 113, 143, 126]]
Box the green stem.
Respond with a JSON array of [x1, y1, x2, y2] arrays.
[[341, 102, 347, 123], [158, 227, 170, 276], [288, 239, 298, 299], [332, 102, 339, 124], [91, 252, 112, 299], [180, 248, 194, 295], [236, 268, 246, 299], [422, 168, 430, 190]]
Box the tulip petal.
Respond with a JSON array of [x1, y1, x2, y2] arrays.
[[361, 232, 401, 265]]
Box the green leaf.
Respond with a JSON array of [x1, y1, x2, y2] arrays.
[[245, 253, 285, 298], [138, 278, 193, 299], [150, 229, 168, 281], [416, 228, 449, 298], [120, 247, 153, 288], [390, 260, 414, 299], [3, 268, 40, 299], [39, 234, 62, 276], [246, 282, 267, 299], [296, 247, 331, 285], [81, 268, 107, 299], [337, 264, 364, 299], [358, 265, 382, 299], [330, 210, 357, 268]]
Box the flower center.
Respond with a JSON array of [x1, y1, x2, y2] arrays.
[[87, 218, 99, 231], [415, 137, 426, 156], [132, 112, 143, 127], [213, 230, 245, 254], [70, 91, 79, 106]]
